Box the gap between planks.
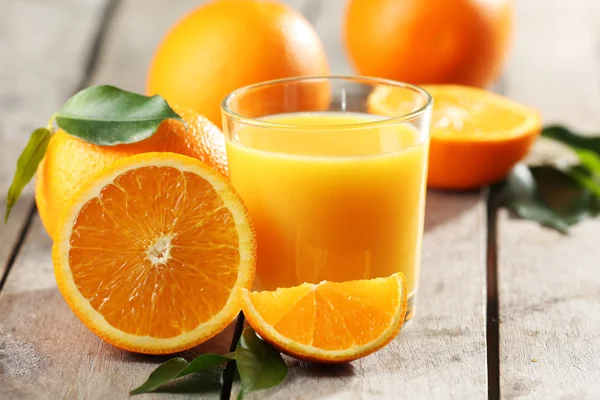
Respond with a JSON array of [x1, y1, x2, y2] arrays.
[[0, 202, 37, 293], [485, 75, 506, 400], [486, 187, 501, 400], [0, 0, 121, 294]]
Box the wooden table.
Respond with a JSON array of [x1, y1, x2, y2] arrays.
[[1, 1, 599, 399]]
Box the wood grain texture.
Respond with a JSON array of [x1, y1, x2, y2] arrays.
[[0, 0, 107, 282], [89, 0, 202, 92], [500, 0, 600, 398], [0, 0, 123, 397], [240, 192, 488, 400]]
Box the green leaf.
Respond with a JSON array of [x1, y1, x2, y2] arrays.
[[5, 128, 51, 223], [130, 358, 188, 395], [501, 164, 598, 233], [56, 85, 182, 146], [177, 353, 234, 377], [130, 354, 233, 395], [542, 125, 600, 154], [530, 166, 592, 222], [568, 164, 600, 198], [236, 327, 287, 400], [574, 148, 600, 173], [152, 368, 223, 394], [502, 163, 536, 201], [507, 200, 572, 234]]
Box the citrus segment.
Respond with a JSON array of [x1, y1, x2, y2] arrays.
[[369, 84, 541, 189], [240, 273, 407, 363], [424, 85, 540, 139], [53, 152, 255, 354]]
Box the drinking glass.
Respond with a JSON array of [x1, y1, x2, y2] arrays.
[[221, 76, 431, 320]]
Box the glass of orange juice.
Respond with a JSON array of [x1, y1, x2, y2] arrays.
[[221, 76, 431, 320]]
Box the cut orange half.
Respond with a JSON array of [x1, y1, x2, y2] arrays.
[[369, 84, 542, 189], [240, 272, 407, 363], [52, 152, 256, 354]]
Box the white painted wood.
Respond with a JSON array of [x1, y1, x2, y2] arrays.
[[243, 192, 488, 400], [500, 0, 600, 398]]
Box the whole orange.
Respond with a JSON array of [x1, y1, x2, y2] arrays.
[[146, 0, 330, 127], [35, 105, 227, 238], [344, 0, 513, 87]]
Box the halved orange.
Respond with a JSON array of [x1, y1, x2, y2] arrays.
[[240, 272, 407, 363], [52, 152, 256, 354], [369, 84, 542, 189]]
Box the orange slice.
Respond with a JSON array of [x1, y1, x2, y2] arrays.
[[52, 152, 256, 354], [369, 84, 542, 189], [240, 272, 407, 363]]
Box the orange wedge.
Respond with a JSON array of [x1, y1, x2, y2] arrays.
[[240, 272, 407, 363], [369, 84, 541, 189], [52, 152, 256, 354]]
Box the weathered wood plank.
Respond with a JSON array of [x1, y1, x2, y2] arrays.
[[500, 0, 600, 398], [0, 0, 238, 399], [241, 192, 488, 400], [0, 0, 123, 396], [0, 0, 107, 284], [89, 0, 203, 92]]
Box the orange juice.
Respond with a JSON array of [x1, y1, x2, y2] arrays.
[[226, 112, 428, 311]]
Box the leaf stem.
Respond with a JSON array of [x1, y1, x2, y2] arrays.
[[46, 113, 57, 132]]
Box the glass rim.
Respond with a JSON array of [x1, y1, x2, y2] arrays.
[[221, 75, 433, 130]]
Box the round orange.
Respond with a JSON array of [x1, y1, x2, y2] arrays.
[[146, 0, 330, 127], [240, 272, 407, 363], [344, 0, 513, 87], [53, 152, 256, 354], [36, 105, 227, 238]]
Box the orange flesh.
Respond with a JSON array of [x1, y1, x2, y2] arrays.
[[371, 85, 532, 137], [427, 88, 528, 136], [68, 166, 240, 338], [247, 278, 400, 350]]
